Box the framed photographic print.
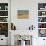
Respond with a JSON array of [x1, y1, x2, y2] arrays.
[[17, 10, 29, 19]]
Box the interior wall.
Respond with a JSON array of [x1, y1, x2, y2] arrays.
[[11, 0, 46, 46], [11, 0, 38, 30], [11, 0, 46, 30]]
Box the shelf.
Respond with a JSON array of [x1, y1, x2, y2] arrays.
[[38, 22, 46, 23], [0, 16, 8, 17], [38, 3, 46, 37], [0, 10, 8, 11], [0, 3, 8, 37], [38, 28, 46, 29], [38, 16, 46, 17], [38, 10, 46, 11], [0, 22, 8, 23]]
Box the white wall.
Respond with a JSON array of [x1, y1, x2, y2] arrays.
[[11, 0, 38, 30], [11, 0, 46, 30], [11, 0, 46, 46], [0, 0, 46, 46]]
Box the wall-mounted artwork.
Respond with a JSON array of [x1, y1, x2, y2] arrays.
[[17, 10, 29, 19]]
